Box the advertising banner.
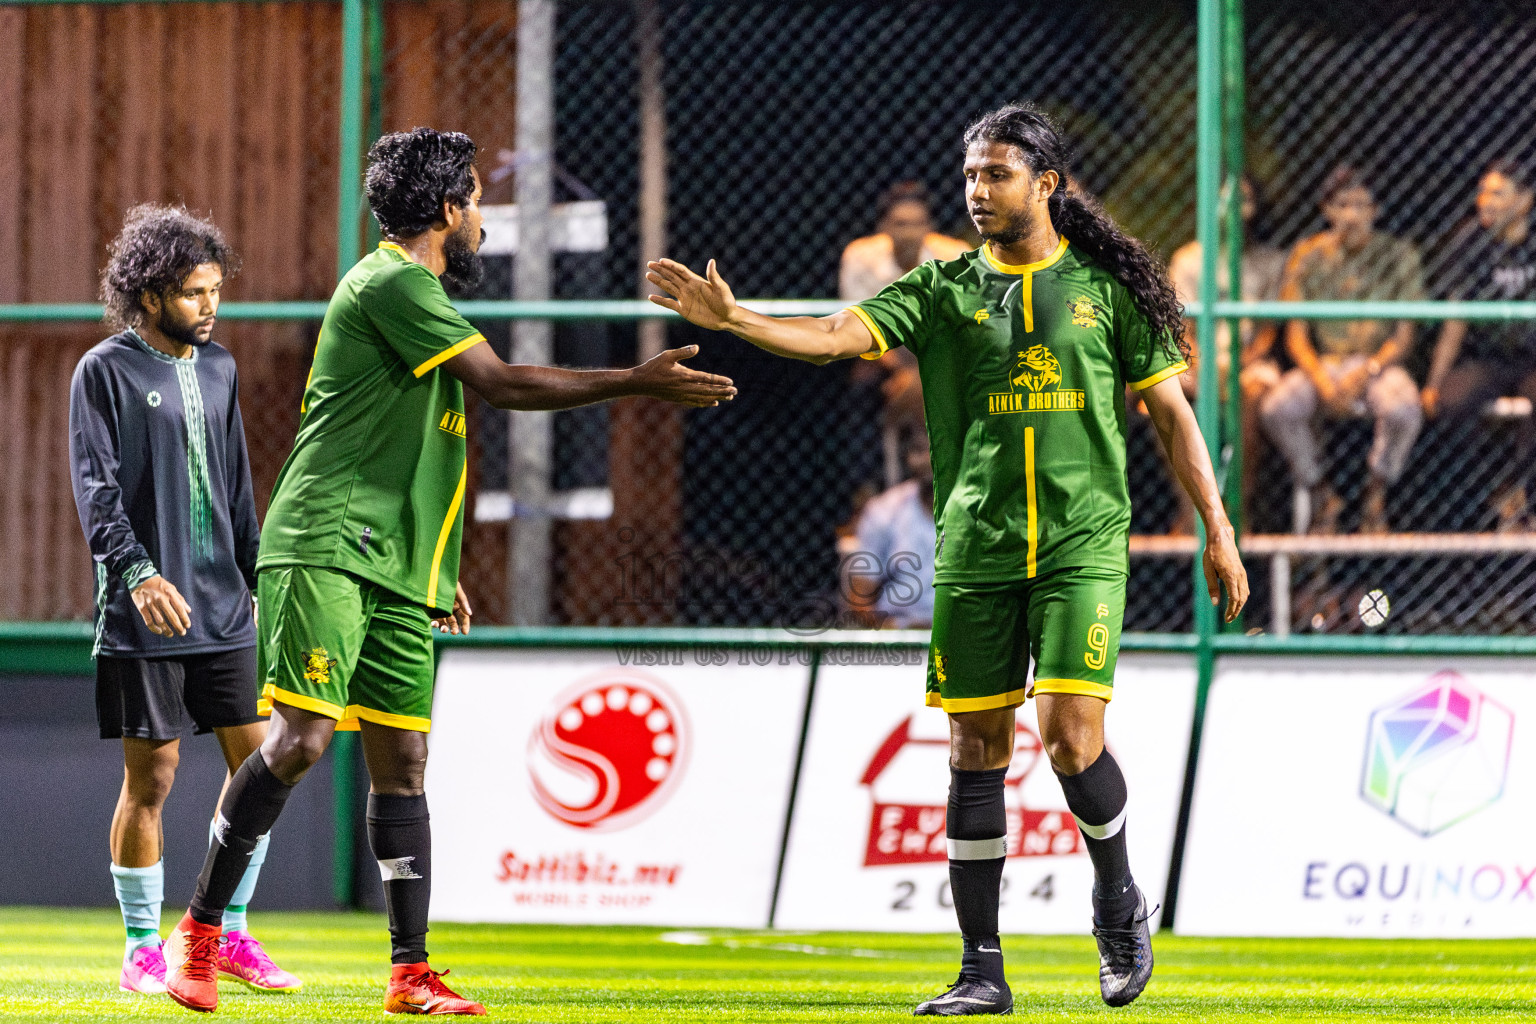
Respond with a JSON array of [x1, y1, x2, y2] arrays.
[[427, 647, 810, 927], [774, 653, 1197, 933], [1177, 657, 1535, 938]]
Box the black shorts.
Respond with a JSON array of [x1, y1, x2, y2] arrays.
[[96, 647, 261, 741]]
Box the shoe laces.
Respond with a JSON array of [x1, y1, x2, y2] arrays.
[[947, 973, 997, 994], [1094, 902, 1159, 968], [224, 932, 279, 972], [408, 966, 465, 998], [1093, 924, 1142, 964], [181, 934, 223, 983]]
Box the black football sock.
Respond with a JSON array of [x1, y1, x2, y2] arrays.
[[1055, 748, 1136, 927], [368, 793, 432, 964], [189, 751, 295, 927], [947, 766, 1009, 986]]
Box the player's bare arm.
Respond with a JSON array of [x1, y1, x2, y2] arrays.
[[1140, 375, 1249, 622], [442, 338, 736, 410], [646, 258, 877, 364], [130, 574, 192, 637]]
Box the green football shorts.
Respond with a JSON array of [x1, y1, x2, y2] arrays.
[[926, 567, 1127, 712], [255, 565, 436, 733]]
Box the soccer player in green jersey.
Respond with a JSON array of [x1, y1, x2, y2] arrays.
[[648, 105, 1247, 1015], [163, 128, 736, 1016]]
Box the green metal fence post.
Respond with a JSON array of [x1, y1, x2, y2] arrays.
[[330, 0, 367, 910], [337, 0, 365, 278], [364, 0, 385, 250], [1163, 0, 1225, 931], [1220, 0, 1246, 564]]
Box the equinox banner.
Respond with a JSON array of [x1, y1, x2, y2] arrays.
[[773, 654, 1198, 933], [427, 648, 809, 926], [1178, 658, 1534, 938]]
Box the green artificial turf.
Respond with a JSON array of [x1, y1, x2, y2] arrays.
[[0, 907, 1531, 1022]]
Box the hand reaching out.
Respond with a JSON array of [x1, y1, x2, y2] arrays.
[[629, 345, 738, 407], [646, 259, 739, 331]]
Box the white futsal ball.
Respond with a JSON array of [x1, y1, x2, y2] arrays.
[[1359, 589, 1391, 628]]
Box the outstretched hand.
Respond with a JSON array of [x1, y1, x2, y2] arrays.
[[646, 259, 739, 331], [630, 345, 737, 407]]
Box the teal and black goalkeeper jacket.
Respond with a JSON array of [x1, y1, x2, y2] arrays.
[[68, 330, 259, 657]]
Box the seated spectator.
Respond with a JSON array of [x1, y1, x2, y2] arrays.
[[1422, 158, 1536, 531], [1162, 176, 1287, 532], [840, 182, 971, 491], [840, 180, 973, 302], [1261, 166, 1425, 534], [842, 429, 936, 629]]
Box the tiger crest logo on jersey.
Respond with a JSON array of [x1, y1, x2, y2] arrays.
[[1012, 345, 1062, 392], [303, 647, 337, 686], [1068, 295, 1104, 328], [989, 343, 1086, 415]]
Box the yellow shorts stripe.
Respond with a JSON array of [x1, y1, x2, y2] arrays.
[[1031, 677, 1115, 702], [345, 704, 432, 733], [260, 684, 429, 732], [926, 687, 1030, 713], [261, 683, 346, 720]]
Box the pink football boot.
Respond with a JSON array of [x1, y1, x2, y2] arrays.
[[119, 942, 168, 994], [217, 930, 304, 992]]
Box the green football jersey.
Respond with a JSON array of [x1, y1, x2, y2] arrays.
[[258, 242, 485, 614], [849, 237, 1186, 584]]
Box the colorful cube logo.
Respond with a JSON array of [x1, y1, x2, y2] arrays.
[[1361, 671, 1514, 837]]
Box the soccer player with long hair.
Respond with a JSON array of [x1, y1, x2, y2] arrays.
[[70, 205, 302, 997], [161, 128, 735, 1015], [648, 104, 1248, 1014]]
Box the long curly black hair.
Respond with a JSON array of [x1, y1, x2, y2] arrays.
[[964, 104, 1188, 361], [365, 128, 478, 238], [100, 204, 237, 329]]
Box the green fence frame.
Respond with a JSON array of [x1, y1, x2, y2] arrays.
[[4, 0, 1536, 917]]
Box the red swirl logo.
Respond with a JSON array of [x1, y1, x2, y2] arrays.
[[527, 672, 689, 831]]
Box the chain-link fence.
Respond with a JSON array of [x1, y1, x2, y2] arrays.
[[1, 0, 1534, 636]]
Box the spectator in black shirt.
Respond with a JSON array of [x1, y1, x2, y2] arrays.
[[1423, 159, 1536, 530]]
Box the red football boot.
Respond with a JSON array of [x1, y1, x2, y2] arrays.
[[163, 912, 223, 1013], [384, 963, 487, 1015]]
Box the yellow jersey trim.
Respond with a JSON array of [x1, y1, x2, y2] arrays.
[[261, 683, 346, 721], [1031, 678, 1115, 702], [1129, 361, 1190, 392], [1025, 426, 1038, 578], [345, 704, 432, 733], [412, 333, 486, 378], [848, 305, 890, 360], [982, 235, 1069, 275], [926, 688, 1030, 713], [378, 241, 410, 258], [425, 461, 468, 609]]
